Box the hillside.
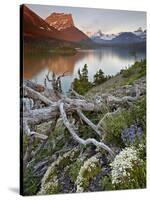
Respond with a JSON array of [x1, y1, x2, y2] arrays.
[[22, 60, 146, 195], [86, 59, 146, 97]]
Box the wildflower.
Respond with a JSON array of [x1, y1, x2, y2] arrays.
[[75, 155, 100, 192], [121, 124, 143, 145], [110, 146, 143, 186]]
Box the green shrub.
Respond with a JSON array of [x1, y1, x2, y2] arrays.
[[73, 64, 93, 95], [103, 111, 132, 147], [69, 159, 83, 182], [103, 97, 146, 147], [93, 69, 109, 86], [23, 167, 40, 196], [100, 175, 114, 191], [72, 64, 110, 95], [120, 59, 146, 84], [130, 97, 146, 130]]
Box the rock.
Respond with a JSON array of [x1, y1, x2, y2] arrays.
[[130, 87, 137, 97], [45, 13, 74, 30], [38, 148, 79, 195]]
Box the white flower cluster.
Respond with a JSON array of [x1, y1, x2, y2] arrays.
[[138, 143, 145, 151], [76, 155, 99, 193], [38, 176, 58, 195], [110, 146, 142, 185]]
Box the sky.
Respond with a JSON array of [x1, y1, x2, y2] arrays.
[[27, 4, 146, 35]]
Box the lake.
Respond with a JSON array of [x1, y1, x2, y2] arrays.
[[24, 47, 146, 93]]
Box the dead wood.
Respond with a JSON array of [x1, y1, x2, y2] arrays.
[[22, 72, 144, 168]]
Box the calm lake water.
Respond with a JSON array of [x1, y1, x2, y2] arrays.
[[24, 47, 146, 93]]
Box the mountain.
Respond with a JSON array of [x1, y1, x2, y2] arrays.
[[45, 12, 90, 42], [90, 28, 146, 46], [45, 13, 74, 31], [23, 5, 66, 41], [91, 30, 117, 41], [22, 5, 93, 53], [111, 32, 143, 44], [23, 5, 90, 45], [133, 27, 146, 40]]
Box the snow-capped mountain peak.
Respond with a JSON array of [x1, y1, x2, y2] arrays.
[[90, 28, 146, 45], [91, 30, 118, 41], [133, 27, 146, 39]]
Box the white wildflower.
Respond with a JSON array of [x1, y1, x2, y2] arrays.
[[110, 146, 142, 185], [75, 155, 100, 192]]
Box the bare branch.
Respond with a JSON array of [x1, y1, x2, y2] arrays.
[[23, 135, 35, 169], [24, 85, 53, 105], [23, 123, 49, 169], [30, 132, 48, 140], [32, 118, 58, 157], [59, 102, 114, 158], [44, 78, 47, 88], [106, 95, 137, 107], [77, 109, 102, 137], [22, 98, 104, 130], [97, 108, 121, 128], [23, 131, 48, 170], [23, 120, 48, 140], [70, 82, 85, 99], [46, 71, 52, 82], [24, 80, 45, 92], [57, 71, 69, 80]]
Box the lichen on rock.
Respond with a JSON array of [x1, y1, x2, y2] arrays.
[[75, 154, 101, 192], [38, 148, 79, 194]]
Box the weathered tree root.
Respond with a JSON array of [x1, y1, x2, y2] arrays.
[[22, 74, 144, 169], [59, 102, 114, 158], [76, 109, 102, 137]]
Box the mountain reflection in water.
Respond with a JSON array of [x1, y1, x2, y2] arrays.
[[24, 47, 146, 92]]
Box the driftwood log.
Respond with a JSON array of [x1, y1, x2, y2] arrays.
[[22, 72, 143, 169]]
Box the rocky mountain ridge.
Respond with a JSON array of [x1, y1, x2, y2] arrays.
[[23, 5, 90, 43], [45, 12, 74, 30], [90, 28, 146, 45]]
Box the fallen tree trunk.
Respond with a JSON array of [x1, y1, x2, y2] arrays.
[[22, 73, 145, 169], [22, 98, 103, 132], [24, 85, 53, 106]]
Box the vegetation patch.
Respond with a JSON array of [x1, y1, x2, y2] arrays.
[[38, 148, 80, 195], [120, 59, 146, 85], [23, 59, 146, 195], [101, 97, 146, 147], [75, 154, 101, 192], [110, 146, 146, 189]]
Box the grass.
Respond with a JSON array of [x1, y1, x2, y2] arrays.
[[120, 59, 146, 85], [86, 59, 146, 97]]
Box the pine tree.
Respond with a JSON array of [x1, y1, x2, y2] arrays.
[[73, 64, 92, 95], [81, 64, 88, 81], [93, 69, 106, 85]]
